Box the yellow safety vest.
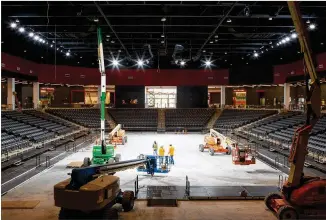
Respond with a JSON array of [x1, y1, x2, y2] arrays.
[[168, 146, 175, 156], [158, 147, 165, 156]]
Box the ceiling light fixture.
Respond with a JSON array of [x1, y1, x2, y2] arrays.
[[205, 60, 212, 67], [291, 33, 297, 38], [306, 20, 311, 24], [180, 61, 185, 66], [285, 37, 290, 42], [137, 59, 144, 67], [309, 23, 316, 30], [112, 59, 119, 66], [254, 52, 259, 57], [66, 52, 70, 56], [161, 17, 166, 22], [50, 44, 53, 47], [28, 32, 34, 37], [226, 18, 232, 23], [269, 17, 273, 21], [18, 27, 25, 33], [281, 39, 286, 44], [34, 35, 39, 41], [161, 34, 165, 38], [210, 41, 213, 44], [10, 22, 17, 28]]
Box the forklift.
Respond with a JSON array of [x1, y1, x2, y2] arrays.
[[264, 2, 326, 219]]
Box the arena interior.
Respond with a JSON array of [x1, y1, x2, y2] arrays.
[[1, 1, 326, 220]]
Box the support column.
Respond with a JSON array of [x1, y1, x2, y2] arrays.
[[284, 83, 290, 110], [7, 78, 15, 110], [220, 86, 226, 108], [33, 82, 39, 109]]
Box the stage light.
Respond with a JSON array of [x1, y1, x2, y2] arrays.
[[112, 59, 119, 66], [309, 23, 316, 30], [291, 33, 297, 39], [10, 22, 17, 28], [205, 60, 212, 67], [18, 27, 25, 33], [137, 59, 144, 67]]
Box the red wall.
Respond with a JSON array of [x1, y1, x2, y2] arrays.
[[2, 52, 326, 85], [273, 52, 326, 84], [1, 52, 229, 86]]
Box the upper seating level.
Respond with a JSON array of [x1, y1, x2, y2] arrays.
[[46, 108, 109, 129], [165, 108, 215, 131], [108, 109, 158, 131], [214, 109, 277, 129], [1, 110, 77, 153]]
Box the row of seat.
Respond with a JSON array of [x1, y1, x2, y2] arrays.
[[46, 108, 110, 128], [214, 109, 277, 129], [165, 109, 215, 130], [1, 110, 78, 153], [246, 112, 326, 153]]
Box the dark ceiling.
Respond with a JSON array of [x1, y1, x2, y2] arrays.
[[1, 1, 326, 69]]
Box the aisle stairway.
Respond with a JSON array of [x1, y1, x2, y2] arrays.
[[105, 108, 116, 129], [206, 109, 222, 129], [157, 109, 166, 133]]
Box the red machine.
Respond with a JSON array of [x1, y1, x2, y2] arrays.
[[232, 145, 256, 165], [264, 2, 326, 219]]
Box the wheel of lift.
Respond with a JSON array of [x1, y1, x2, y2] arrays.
[[124, 136, 128, 143], [102, 206, 119, 220], [226, 147, 231, 155], [264, 192, 282, 211], [82, 157, 91, 167], [122, 137, 125, 145], [209, 148, 215, 156], [115, 154, 121, 163], [108, 158, 115, 164], [199, 144, 204, 152], [121, 190, 135, 212], [277, 205, 299, 220]]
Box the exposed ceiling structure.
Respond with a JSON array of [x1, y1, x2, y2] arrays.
[[2, 1, 326, 69]]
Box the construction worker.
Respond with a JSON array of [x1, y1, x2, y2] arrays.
[[152, 141, 158, 156], [168, 144, 175, 165], [158, 145, 165, 165]]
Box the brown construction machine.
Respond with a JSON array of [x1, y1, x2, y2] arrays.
[[199, 129, 233, 156], [264, 2, 326, 219]]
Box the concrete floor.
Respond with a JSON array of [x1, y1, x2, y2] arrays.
[[2, 133, 281, 220]]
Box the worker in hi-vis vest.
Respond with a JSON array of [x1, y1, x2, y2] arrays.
[[152, 141, 158, 156], [168, 144, 175, 165], [158, 146, 165, 164]]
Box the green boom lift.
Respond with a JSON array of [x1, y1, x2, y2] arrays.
[[83, 27, 120, 166]]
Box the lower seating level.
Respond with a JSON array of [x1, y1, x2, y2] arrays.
[[1, 110, 78, 154]]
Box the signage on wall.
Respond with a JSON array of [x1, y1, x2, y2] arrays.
[[319, 64, 324, 69], [224, 76, 228, 79], [208, 76, 213, 80], [30, 70, 33, 74], [80, 74, 85, 78], [128, 76, 134, 80], [16, 67, 20, 71], [1, 63, 5, 68], [65, 74, 70, 77]]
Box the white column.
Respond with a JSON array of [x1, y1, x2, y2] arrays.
[[7, 78, 15, 110], [284, 83, 290, 110], [33, 82, 39, 109], [220, 86, 226, 108]]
